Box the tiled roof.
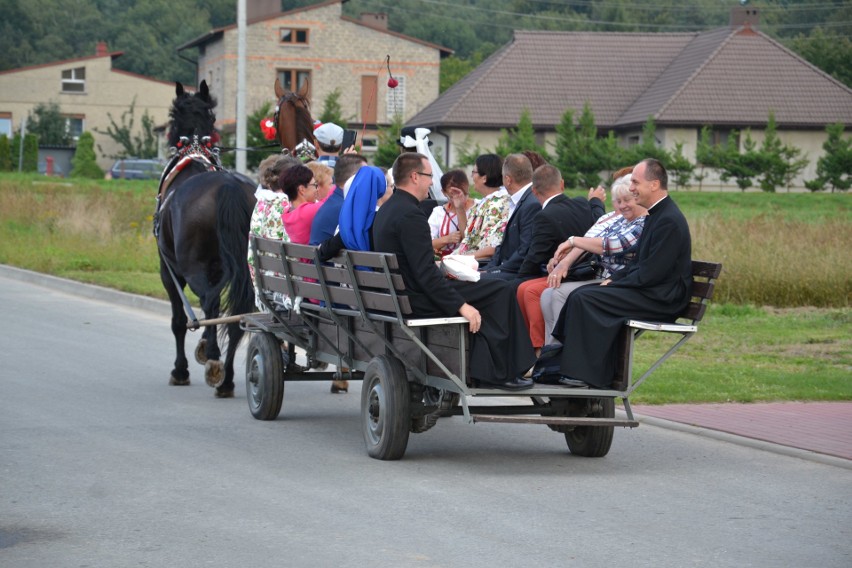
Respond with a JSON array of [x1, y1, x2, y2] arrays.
[[652, 29, 852, 127], [409, 27, 852, 130]]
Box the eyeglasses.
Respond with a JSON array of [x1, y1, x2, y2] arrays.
[[308, 182, 319, 189], [416, 171, 433, 178]]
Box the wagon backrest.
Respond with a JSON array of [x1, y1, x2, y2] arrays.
[[251, 237, 413, 317], [681, 260, 723, 324]]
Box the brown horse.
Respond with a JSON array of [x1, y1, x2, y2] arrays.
[[273, 78, 316, 156]]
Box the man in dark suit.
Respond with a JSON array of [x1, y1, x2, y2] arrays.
[[552, 158, 692, 389], [373, 152, 536, 390], [515, 164, 604, 280], [309, 154, 367, 246], [481, 154, 539, 278]]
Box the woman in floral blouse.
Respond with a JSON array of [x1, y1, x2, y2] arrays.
[[453, 154, 509, 263], [247, 155, 298, 311]]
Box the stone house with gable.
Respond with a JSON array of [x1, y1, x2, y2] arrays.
[[408, 9, 852, 190], [177, 0, 451, 151], [0, 42, 177, 173]]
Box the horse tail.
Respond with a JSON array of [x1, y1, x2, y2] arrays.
[[215, 180, 255, 319]]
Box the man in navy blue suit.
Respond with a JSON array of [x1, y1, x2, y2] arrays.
[[481, 153, 540, 279], [309, 154, 367, 246]]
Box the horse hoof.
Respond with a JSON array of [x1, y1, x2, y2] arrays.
[[169, 374, 190, 386], [204, 360, 225, 388], [214, 387, 234, 399], [195, 339, 208, 365]]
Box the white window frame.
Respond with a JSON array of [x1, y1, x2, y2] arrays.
[[61, 67, 86, 93]]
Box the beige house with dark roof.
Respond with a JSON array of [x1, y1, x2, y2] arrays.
[[409, 19, 852, 190], [0, 43, 176, 171], [177, 0, 451, 151]]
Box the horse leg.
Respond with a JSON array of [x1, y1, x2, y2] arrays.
[[193, 283, 225, 389], [214, 321, 246, 399], [162, 266, 190, 386]]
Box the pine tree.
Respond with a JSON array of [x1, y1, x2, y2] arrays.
[[373, 113, 403, 169], [805, 123, 851, 193], [758, 111, 785, 192], [719, 130, 762, 191], [0, 135, 11, 171], [668, 141, 694, 190], [552, 108, 580, 189], [70, 132, 104, 179], [493, 108, 546, 158], [318, 88, 346, 126]]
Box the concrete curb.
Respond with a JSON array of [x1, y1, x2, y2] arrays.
[[4, 263, 849, 469], [0, 264, 173, 318]]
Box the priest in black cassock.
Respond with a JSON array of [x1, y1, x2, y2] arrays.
[[373, 152, 536, 390], [551, 158, 692, 389]]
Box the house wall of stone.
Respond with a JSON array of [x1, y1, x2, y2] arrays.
[[196, 2, 441, 132]]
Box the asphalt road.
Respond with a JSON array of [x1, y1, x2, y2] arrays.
[[1, 272, 850, 567]]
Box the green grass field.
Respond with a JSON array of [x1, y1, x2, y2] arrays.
[[1, 173, 850, 403]]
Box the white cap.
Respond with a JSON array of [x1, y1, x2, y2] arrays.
[[314, 122, 344, 147]]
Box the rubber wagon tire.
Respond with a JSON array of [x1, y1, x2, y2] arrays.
[[361, 355, 410, 461], [245, 332, 285, 420], [564, 398, 615, 457]]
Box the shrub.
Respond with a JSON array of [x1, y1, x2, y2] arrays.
[[70, 132, 104, 179]]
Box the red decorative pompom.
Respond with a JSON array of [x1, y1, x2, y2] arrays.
[[386, 54, 399, 89], [260, 118, 277, 141]]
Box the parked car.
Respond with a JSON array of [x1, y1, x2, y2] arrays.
[[107, 158, 163, 180]]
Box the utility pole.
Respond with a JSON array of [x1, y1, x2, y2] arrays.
[[236, 0, 247, 173]]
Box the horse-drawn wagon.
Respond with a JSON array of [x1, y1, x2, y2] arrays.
[[241, 236, 722, 460]]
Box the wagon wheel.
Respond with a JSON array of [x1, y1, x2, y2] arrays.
[[245, 332, 285, 420], [361, 355, 410, 460], [564, 397, 615, 458]]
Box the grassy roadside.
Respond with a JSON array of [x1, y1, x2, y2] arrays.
[[1, 174, 850, 404]]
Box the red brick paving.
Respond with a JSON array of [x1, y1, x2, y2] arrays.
[[632, 402, 852, 460]]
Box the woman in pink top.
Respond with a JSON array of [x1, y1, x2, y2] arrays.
[[280, 164, 329, 244]]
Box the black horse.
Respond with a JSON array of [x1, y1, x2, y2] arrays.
[[155, 81, 256, 397]]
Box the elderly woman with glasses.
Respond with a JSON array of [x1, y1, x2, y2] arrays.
[[280, 163, 330, 245]]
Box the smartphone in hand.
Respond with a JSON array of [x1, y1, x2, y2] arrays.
[[341, 129, 357, 151]]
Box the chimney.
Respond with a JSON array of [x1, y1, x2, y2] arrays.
[[96, 41, 109, 56], [360, 13, 388, 31], [730, 6, 759, 29], [247, 0, 280, 22]]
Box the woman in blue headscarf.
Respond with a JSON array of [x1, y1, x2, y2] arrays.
[[317, 165, 387, 260]]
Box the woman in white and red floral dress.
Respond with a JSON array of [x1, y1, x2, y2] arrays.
[[427, 169, 476, 259]]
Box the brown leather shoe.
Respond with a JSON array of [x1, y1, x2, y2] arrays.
[[330, 380, 349, 394]]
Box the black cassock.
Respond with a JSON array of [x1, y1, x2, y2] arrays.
[[373, 190, 536, 384], [552, 195, 692, 388]]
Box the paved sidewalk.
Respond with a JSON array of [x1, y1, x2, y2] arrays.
[[633, 402, 852, 462]]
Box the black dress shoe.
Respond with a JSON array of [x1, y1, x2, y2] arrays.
[[486, 377, 534, 391], [557, 375, 590, 388]]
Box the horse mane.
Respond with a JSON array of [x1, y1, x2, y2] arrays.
[[168, 81, 217, 148]]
